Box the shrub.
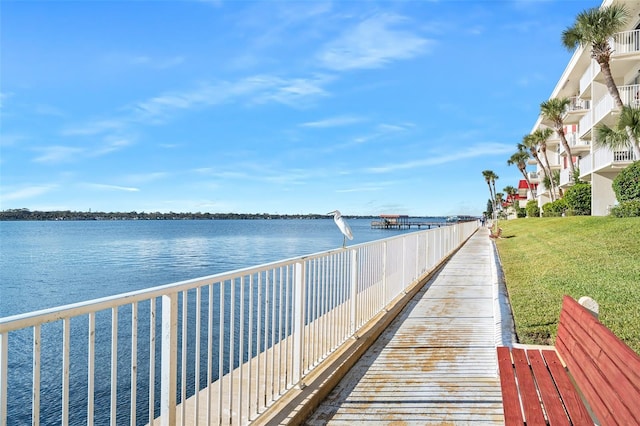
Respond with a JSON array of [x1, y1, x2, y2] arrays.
[[564, 182, 591, 216], [516, 207, 527, 218], [526, 200, 539, 218], [610, 200, 640, 217], [542, 199, 567, 217], [612, 161, 640, 202]]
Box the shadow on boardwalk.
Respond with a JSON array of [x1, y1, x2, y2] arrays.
[[305, 227, 508, 425]]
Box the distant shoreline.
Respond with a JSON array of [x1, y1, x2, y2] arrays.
[[0, 209, 448, 222]]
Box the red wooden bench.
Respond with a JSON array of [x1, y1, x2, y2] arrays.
[[497, 296, 640, 425]]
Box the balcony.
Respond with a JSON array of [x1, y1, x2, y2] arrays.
[[559, 133, 590, 156], [562, 97, 590, 124], [593, 146, 637, 174], [528, 171, 540, 181], [579, 29, 640, 97], [579, 153, 593, 177], [559, 167, 574, 187]]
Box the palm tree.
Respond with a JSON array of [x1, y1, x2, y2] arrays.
[[540, 97, 576, 177], [482, 170, 499, 230], [562, 4, 637, 149], [503, 185, 518, 208], [595, 105, 640, 159], [508, 148, 537, 199], [482, 170, 496, 207], [530, 128, 557, 201]]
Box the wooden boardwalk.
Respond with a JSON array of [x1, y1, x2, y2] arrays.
[[305, 227, 504, 424]]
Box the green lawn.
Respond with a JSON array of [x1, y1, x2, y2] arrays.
[[494, 217, 640, 354]]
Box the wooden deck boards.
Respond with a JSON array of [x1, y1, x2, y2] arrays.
[[306, 228, 503, 425]]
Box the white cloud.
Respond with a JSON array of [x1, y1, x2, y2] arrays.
[[2, 184, 57, 201], [318, 14, 432, 71], [82, 183, 140, 192], [365, 142, 514, 173], [301, 115, 365, 128], [33, 146, 84, 163]]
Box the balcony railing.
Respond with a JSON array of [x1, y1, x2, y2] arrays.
[[560, 168, 574, 187], [579, 153, 593, 176], [566, 96, 590, 114], [0, 222, 478, 425], [593, 146, 637, 172], [580, 60, 599, 95], [528, 171, 539, 180], [610, 30, 640, 56]]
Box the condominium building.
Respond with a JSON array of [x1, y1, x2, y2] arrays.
[[529, 0, 640, 216]]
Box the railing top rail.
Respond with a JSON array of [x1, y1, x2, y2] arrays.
[[0, 225, 461, 333]]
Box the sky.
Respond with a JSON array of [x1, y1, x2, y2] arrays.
[[0, 0, 601, 217]]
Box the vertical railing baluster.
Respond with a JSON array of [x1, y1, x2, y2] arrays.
[[217, 282, 224, 426], [238, 277, 244, 424], [292, 261, 305, 387], [180, 292, 187, 426], [161, 293, 178, 426], [205, 284, 213, 426], [247, 275, 254, 420], [228, 280, 235, 425], [255, 273, 262, 411], [350, 249, 358, 336], [110, 308, 118, 426], [32, 324, 41, 426], [0, 332, 6, 426], [131, 302, 138, 426], [62, 318, 70, 426], [194, 287, 201, 426], [262, 272, 269, 401], [270, 269, 276, 400], [87, 314, 94, 426], [283, 266, 291, 389], [148, 298, 156, 425]]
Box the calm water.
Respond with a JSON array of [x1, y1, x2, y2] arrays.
[[1, 219, 430, 318], [1, 219, 438, 425]]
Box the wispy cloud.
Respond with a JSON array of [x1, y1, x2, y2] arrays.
[[353, 122, 413, 144], [318, 14, 432, 71], [2, 184, 57, 201], [123, 172, 169, 185], [33, 146, 84, 163], [82, 183, 140, 192], [300, 115, 365, 128], [365, 142, 514, 173]]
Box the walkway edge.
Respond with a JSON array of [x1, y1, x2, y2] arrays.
[[490, 234, 517, 348], [252, 231, 478, 426]]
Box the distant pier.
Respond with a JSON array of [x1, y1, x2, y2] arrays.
[[371, 214, 449, 230]]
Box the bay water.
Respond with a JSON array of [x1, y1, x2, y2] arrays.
[[0, 218, 442, 424]]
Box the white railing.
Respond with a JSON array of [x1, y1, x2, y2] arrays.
[[594, 93, 615, 125], [559, 168, 573, 187], [617, 84, 640, 107], [579, 153, 593, 176], [580, 60, 599, 95], [611, 30, 640, 56], [0, 222, 478, 426], [579, 110, 593, 138], [566, 96, 590, 114], [593, 146, 637, 171]]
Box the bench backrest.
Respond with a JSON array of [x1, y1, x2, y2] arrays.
[[555, 296, 640, 425]]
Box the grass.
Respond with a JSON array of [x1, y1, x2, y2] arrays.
[[494, 216, 640, 354]]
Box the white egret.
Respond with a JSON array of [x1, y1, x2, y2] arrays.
[[328, 210, 353, 248]]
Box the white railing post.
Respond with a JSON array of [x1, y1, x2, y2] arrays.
[[350, 249, 358, 336], [161, 293, 178, 426], [292, 261, 305, 387], [402, 237, 407, 290], [382, 241, 387, 307], [0, 332, 7, 426]]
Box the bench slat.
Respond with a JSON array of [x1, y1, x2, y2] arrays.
[[512, 348, 546, 425], [541, 349, 592, 425], [497, 346, 524, 426], [526, 350, 570, 426], [557, 297, 640, 425]]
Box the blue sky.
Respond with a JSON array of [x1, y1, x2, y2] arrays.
[[1, 0, 599, 216]]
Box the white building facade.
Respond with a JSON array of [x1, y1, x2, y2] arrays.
[[530, 0, 640, 216]]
